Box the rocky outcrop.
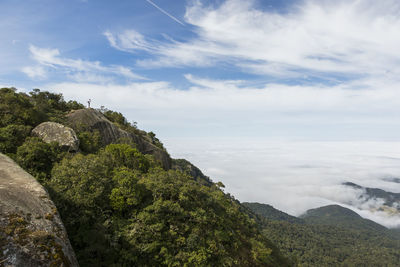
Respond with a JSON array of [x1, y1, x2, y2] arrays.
[[32, 122, 79, 152], [172, 159, 213, 186], [0, 153, 78, 267], [66, 109, 171, 169]]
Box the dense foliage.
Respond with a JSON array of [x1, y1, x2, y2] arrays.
[[243, 202, 303, 224], [246, 202, 400, 266], [46, 146, 288, 266], [263, 220, 400, 266], [0, 88, 290, 267], [300, 204, 388, 233], [0, 87, 83, 156]]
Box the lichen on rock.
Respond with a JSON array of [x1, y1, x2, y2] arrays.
[[0, 153, 78, 266]]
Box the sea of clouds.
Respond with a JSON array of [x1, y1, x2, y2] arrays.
[[165, 138, 400, 228]]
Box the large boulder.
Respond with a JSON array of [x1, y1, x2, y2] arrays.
[[32, 122, 79, 152], [66, 109, 171, 169], [0, 153, 79, 266]]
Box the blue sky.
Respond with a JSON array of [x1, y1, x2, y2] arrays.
[[1, 0, 400, 141]]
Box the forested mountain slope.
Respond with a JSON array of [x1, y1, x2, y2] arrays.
[[245, 202, 400, 266], [242, 202, 303, 224], [300, 204, 388, 232]]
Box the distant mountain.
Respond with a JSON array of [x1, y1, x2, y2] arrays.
[[343, 182, 400, 214], [300, 204, 388, 233], [383, 177, 400, 184], [242, 202, 303, 224], [245, 202, 400, 266]]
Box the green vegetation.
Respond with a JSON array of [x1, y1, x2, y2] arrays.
[[15, 137, 63, 181], [77, 130, 103, 154], [172, 158, 213, 186], [0, 124, 32, 154], [243, 202, 303, 224], [46, 144, 288, 266], [0, 87, 82, 156], [300, 204, 388, 232], [0, 88, 290, 266], [246, 202, 400, 266]]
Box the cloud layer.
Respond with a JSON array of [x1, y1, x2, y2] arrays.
[[164, 138, 400, 228]]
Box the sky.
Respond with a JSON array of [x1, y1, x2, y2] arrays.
[[1, 0, 400, 227]]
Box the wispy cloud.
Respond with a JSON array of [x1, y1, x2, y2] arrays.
[[103, 30, 157, 53], [22, 45, 147, 83], [145, 0, 185, 26], [21, 65, 47, 79], [106, 0, 400, 82]]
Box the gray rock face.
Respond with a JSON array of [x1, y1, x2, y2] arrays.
[[0, 153, 79, 267], [66, 109, 131, 145], [32, 122, 79, 152], [66, 109, 171, 169]]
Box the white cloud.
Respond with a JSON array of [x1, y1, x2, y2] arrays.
[[104, 30, 156, 53], [46, 75, 400, 114], [105, 0, 400, 81], [22, 45, 146, 82], [21, 65, 47, 79]]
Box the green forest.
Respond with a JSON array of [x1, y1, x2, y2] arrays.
[[243, 202, 400, 266], [1, 87, 400, 266]]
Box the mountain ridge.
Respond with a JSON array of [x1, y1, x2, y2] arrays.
[[245, 202, 400, 266]]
